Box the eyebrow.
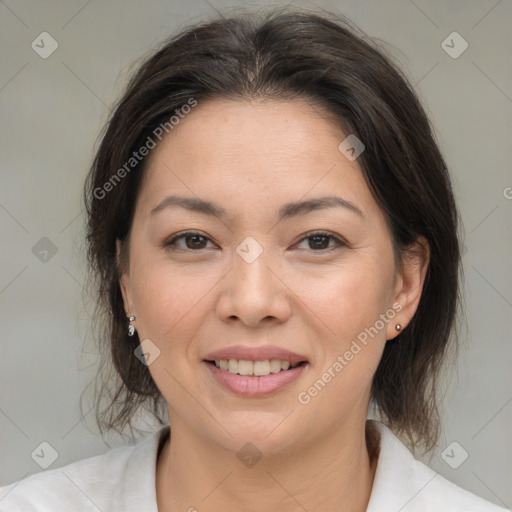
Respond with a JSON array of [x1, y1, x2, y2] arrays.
[[150, 194, 364, 221]]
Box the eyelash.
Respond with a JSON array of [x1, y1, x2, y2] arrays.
[[162, 230, 346, 253]]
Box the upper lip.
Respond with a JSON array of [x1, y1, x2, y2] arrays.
[[204, 345, 308, 365]]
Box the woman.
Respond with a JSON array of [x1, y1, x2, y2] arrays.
[[0, 7, 508, 512]]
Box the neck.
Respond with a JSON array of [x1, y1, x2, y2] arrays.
[[156, 418, 380, 512]]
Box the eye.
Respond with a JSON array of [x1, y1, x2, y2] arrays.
[[294, 231, 345, 251], [163, 231, 216, 251], [163, 230, 346, 252]]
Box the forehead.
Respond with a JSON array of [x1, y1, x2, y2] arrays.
[[137, 98, 379, 222], [149, 97, 345, 163]]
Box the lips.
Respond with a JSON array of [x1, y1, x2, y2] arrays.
[[202, 345, 309, 397], [204, 359, 308, 397], [203, 345, 308, 366]]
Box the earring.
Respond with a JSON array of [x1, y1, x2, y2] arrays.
[[128, 316, 136, 336], [395, 324, 402, 332]]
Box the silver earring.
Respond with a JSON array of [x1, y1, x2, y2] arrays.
[[128, 316, 136, 336], [395, 324, 402, 332]]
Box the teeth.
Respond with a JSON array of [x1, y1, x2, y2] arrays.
[[254, 360, 270, 376], [238, 360, 253, 376], [269, 359, 282, 373], [214, 359, 301, 376]]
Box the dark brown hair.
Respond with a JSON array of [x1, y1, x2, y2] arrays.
[[82, 5, 462, 453]]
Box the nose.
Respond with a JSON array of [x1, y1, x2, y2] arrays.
[[216, 246, 292, 328]]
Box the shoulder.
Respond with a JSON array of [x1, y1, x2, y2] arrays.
[[0, 426, 168, 512], [366, 420, 510, 512]]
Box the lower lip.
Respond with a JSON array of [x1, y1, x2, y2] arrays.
[[204, 361, 307, 397]]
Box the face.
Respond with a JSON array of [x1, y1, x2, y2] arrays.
[[118, 98, 425, 454]]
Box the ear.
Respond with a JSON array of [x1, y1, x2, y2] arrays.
[[116, 238, 134, 316], [386, 236, 430, 341]]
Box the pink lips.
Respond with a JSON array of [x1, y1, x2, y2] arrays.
[[203, 345, 309, 397], [204, 361, 307, 397]]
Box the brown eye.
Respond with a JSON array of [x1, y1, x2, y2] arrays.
[[295, 231, 345, 252], [183, 234, 208, 249], [308, 234, 331, 250], [164, 231, 215, 251]]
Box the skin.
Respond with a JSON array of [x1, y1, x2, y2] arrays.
[[117, 98, 429, 512]]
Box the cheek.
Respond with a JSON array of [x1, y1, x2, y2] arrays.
[[295, 265, 391, 421], [298, 257, 394, 343], [129, 264, 210, 401], [294, 254, 395, 407], [130, 258, 211, 344]]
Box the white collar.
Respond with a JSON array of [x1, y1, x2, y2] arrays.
[[112, 420, 506, 512]]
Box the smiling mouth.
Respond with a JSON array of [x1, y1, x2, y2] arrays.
[[204, 359, 307, 377]]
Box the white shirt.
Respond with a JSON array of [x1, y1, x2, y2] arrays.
[[0, 420, 508, 511]]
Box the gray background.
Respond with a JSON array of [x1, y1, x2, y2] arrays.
[[0, 0, 511, 508]]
